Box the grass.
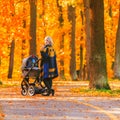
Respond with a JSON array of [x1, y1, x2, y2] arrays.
[[0, 81, 20, 88], [71, 87, 120, 97], [0, 78, 120, 97], [70, 79, 120, 97]]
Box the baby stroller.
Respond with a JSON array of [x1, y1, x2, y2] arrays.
[[21, 55, 46, 96]]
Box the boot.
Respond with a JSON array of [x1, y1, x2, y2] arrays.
[[42, 89, 54, 96]]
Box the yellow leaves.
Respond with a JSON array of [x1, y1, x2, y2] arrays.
[[0, 27, 7, 34], [0, 113, 5, 119], [62, 22, 71, 33], [58, 0, 83, 7], [0, 0, 119, 80], [58, 0, 69, 7], [104, 0, 120, 78], [59, 49, 64, 58]]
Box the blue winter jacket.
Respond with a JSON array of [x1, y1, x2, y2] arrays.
[[40, 45, 58, 80]]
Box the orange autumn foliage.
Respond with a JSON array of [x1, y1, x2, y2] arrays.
[[0, 0, 119, 80]]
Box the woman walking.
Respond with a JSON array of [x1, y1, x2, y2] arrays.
[[40, 36, 58, 96]]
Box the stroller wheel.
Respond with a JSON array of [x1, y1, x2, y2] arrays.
[[21, 89, 28, 96], [28, 85, 35, 96]]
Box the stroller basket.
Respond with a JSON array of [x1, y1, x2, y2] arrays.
[[22, 67, 40, 78]]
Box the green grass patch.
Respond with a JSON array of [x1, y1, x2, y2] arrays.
[[71, 87, 120, 97]]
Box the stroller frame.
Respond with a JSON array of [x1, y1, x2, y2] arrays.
[[21, 57, 46, 96]]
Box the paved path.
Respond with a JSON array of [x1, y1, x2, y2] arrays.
[[0, 81, 120, 120]]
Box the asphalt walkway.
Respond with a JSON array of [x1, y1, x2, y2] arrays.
[[0, 81, 120, 120]]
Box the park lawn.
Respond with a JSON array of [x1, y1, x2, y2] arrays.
[[0, 78, 120, 97], [71, 79, 120, 97], [71, 87, 120, 97]]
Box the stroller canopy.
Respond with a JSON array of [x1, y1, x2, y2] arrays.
[[21, 55, 39, 70]]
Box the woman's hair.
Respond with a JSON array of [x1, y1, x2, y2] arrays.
[[44, 36, 53, 45]]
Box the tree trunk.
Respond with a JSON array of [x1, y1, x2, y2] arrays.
[[56, 0, 65, 79], [22, 15, 26, 59], [8, 40, 15, 78], [29, 0, 37, 55], [68, 5, 77, 80], [79, 45, 83, 79], [78, 11, 84, 80], [89, 0, 110, 89], [83, 0, 91, 80], [113, 5, 120, 79]]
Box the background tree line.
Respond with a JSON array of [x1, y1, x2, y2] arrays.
[[0, 0, 120, 89]]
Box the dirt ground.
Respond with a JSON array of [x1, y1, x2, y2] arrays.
[[0, 81, 120, 120]]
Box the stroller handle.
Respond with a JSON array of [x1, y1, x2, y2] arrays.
[[35, 58, 42, 64], [29, 58, 42, 69]]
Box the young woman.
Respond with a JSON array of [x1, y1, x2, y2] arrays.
[[40, 36, 58, 96]]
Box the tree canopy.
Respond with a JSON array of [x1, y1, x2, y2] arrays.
[[0, 0, 119, 84]]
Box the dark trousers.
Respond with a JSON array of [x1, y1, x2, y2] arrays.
[[43, 78, 52, 90]]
